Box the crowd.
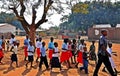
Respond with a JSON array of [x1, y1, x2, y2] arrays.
[[0, 30, 119, 75]]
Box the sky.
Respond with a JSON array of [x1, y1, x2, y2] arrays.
[[0, 0, 118, 29]]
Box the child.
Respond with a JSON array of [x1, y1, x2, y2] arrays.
[[36, 37, 42, 62], [39, 42, 49, 70], [6, 40, 10, 51], [71, 39, 77, 64], [24, 35, 30, 61], [60, 38, 71, 68], [9, 34, 16, 51], [51, 42, 61, 71], [26, 41, 35, 67], [102, 42, 118, 74], [89, 41, 97, 64], [80, 46, 89, 74], [1, 35, 6, 51], [0, 44, 3, 64], [10, 41, 18, 67], [68, 40, 72, 61], [48, 37, 54, 64]]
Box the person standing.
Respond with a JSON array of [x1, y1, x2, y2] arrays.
[[0, 39, 3, 64], [93, 29, 117, 76], [24, 35, 30, 61], [35, 37, 42, 62], [39, 42, 49, 70], [26, 41, 35, 68], [10, 41, 18, 67], [9, 34, 16, 51]]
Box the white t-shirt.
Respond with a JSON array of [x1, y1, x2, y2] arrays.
[[12, 45, 18, 54], [62, 43, 68, 52], [27, 45, 34, 56], [52, 47, 59, 57], [36, 41, 42, 48], [78, 44, 85, 52]]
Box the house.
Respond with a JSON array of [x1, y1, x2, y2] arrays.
[[88, 24, 120, 43], [0, 23, 23, 38]]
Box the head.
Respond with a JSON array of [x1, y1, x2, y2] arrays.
[[108, 42, 112, 48], [50, 37, 54, 42], [39, 37, 42, 42], [29, 41, 33, 46], [68, 39, 72, 44], [78, 36, 81, 39], [26, 35, 29, 39], [80, 39, 84, 44], [54, 42, 58, 47], [83, 46, 87, 52], [1, 35, 4, 39], [92, 41, 95, 45], [64, 38, 68, 44], [72, 39, 76, 44], [101, 29, 107, 36], [42, 42, 46, 47], [7, 40, 9, 43], [11, 34, 15, 38]]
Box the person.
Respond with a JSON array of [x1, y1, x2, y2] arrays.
[[6, 40, 10, 51], [9, 34, 16, 51], [10, 41, 18, 67], [48, 37, 54, 66], [60, 38, 71, 68], [89, 41, 97, 64], [39, 42, 49, 70], [36, 37, 42, 62], [26, 41, 35, 68], [75, 39, 86, 68], [71, 39, 77, 64], [1, 35, 6, 51], [80, 46, 89, 74], [0, 39, 3, 64], [102, 42, 118, 74], [51, 42, 61, 71], [68, 40, 72, 62], [77, 36, 81, 50], [24, 35, 30, 61], [93, 29, 117, 76]]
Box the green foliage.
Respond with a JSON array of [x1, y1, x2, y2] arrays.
[[60, 1, 120, 32]]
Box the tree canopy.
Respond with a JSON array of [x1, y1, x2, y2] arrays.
[[60, 1, 120, 32]]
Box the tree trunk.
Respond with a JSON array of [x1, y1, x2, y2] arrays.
[[28, 25, 36, 46]]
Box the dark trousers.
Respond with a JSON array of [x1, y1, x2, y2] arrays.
[[39, 56, 49, 69], [93, 54, 116, 76], [80, 59, 88, 73]]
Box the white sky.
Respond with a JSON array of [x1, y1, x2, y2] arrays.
[[0, 0, 118, 29]]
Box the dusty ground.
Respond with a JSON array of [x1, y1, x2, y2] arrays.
[[0, 36, 120, 76]]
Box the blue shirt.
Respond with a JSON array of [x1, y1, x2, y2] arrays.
[[62, 43, 68, 51], [48, 42, 54, 49], [41, 46, 46, 57], [0, 39, 2, 45], [24, 39, 30, 46], [27, 45, 34, 56]]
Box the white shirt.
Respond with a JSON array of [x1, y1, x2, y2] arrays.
[[78, 44, 85, 52], [12, 45, 18, 54], [107, 48, 112, 57], [52, 47, 59, 57], [62, 43, 68, 52], [27, 45, 34, 56], [36, 41, 42, 48]]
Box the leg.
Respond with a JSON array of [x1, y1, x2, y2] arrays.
[[16, 61, 18, 67], [43, 56, 49, 69], [93, 54, 103, 76], [84, 60, 88, 74], [26, 61, 29, 67], [67, 60, 71, 68], [103, 56, 117, 76], [0, 57, 3, 63], [39, 56, 44, 69], [30, 61, 33, 67], [74, 55, 76, 64], [36, 57, 39, 62]]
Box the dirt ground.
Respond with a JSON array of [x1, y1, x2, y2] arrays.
[[0, 36, 120, 76]]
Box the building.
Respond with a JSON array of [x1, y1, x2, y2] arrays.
[[0, 23, 23, 38], [88, 24, 120, 43]]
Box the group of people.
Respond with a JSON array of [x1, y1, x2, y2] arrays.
[[0, 29, 119, 75]]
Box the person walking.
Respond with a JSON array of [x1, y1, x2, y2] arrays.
[[93, 29, 117, 76]]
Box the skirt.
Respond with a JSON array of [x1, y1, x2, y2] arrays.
[[48, 49, 53, 59], [51, 57, 61, 68], [77, 52, 83, 64], [24, 46, 28, 57], [0, 50, 3, 58], [11, 54, 17, 61], [36, 48, 41, 57], [60, 51, 69, 63], [28, 56, 34, 62]]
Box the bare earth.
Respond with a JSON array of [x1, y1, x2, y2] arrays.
[[0, 36, 120, 76]]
